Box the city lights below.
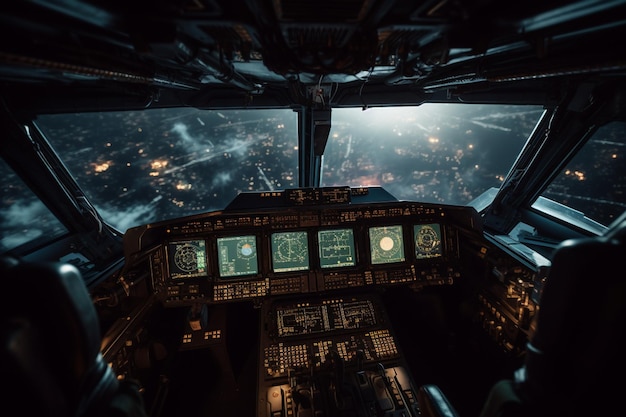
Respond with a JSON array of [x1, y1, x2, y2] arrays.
[[565, 169, 586, 181], [176, 182, 192, 191], [151, 160, 169, 170], [92, 162, 111, 173]]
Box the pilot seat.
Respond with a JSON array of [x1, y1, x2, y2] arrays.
[[418, 211, 626, 417], [0, 255, 147, 417]]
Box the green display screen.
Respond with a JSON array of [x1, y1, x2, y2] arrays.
[[414, 224, 442, 259], [217, 235, 258, 277], [271, 231, 310, 273], [369, 225, 405, 264], [318, 228, 356, 268], [168, 239, 207, 279]]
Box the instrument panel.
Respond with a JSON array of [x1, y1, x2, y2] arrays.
[[122, 187, 483, 306], [473, 234, 549, 354]]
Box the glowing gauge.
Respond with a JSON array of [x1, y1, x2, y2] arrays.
[[217, 235, 258, 277], [271, 231, 309, 272], [167, 240, 207, 279], [239, 241, 255, 257], [174, 244, 201, 272], [414, 224, 442, 259], [369, 225, 405, 264]]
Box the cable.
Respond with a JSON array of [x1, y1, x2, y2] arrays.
[[359, 67, 374, 110]]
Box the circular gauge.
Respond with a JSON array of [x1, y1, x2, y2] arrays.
[[379, 236, 395, 251], [415, 225, 441, 257], [217, 235, 258, 277], [273, 231, 308, 263], [238, 240, 256, 257], [369, 225, 404, 264], [174, 244, 200, 272]]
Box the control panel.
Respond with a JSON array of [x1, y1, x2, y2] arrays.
[[122, 188, 482, 307], [264, 366, 420, 417], [257, 293, 420, 417], [474, 235, 550, 354]]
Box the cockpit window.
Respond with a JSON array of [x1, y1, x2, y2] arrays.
[[0, 157, 67, 253], [32, 104, 547, 234], [536, 120, 626, 227], [35, 108, 298, 232], [323, 104, 544, 205]]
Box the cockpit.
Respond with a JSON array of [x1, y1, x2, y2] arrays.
[[2, 1, 626, 417]]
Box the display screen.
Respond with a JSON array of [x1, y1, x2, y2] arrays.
[[369, 225, 405, 264], [271, 231, 310, 273], [216, 235, 258, 277], [414, 224, 443, 259], [167, 239, 207, 279], [318, 228, 356, 268]]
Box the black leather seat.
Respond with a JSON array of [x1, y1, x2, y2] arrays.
[[0, 256, 146, 417], [418, 211, 626, 417]]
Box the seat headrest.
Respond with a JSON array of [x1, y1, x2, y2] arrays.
[[519, 226, 626, 416], [0, 255, 119, 417]]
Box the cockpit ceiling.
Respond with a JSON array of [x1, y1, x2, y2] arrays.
[[1, 0, 626, 111]]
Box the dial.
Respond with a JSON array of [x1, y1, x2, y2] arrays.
[[414, 224, 442, 259], [271, 231, 309, 272], [369, 225, 405, 264]]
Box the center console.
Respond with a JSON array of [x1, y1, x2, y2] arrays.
[[257, 293, 421, 417]]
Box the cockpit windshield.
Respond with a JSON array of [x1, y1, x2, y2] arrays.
[[31, 104, 541, 233], [4, 103, 625, 253], [34, 108, 299, 232], [323, 104, 543, 205]]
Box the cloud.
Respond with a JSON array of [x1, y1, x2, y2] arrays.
[[211, 171, 233, 187], [1, 199, 51, 227], [0, 199, 55, 250], [96, 196, 162, 232], [1, 229, 44, 251], [224, 138, 252, 157], [171, 122, 211, 152], [163, 125, 263, 176]]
